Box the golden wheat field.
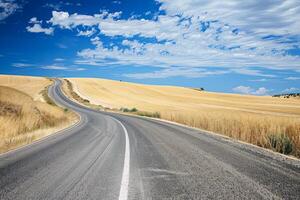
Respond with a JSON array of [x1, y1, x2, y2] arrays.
[[0, 75, 52, 101], [68, 78, 300, 157], [0, 76, 77, 153]]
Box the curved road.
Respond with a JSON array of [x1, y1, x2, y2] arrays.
[[0, 80, 300, 200]]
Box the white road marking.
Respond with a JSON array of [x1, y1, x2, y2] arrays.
[[113, 118, 130, 200]]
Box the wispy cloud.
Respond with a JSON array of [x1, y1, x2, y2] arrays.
[[41, 65, 85, 71], [233, 86, 271, 95], [27, 1, 300, 78], [231, 69, 275, 77], [41, 65, 68, 70], [124, 68, 228, 79], [43, 2, 81, 11], [0, 0, 19, 21], [282, 87, 300, 93], [250, 78, 268, 82], [12, 63, 33, 68], [54, 58, 65, 62], [112, 0, 121, 4], [285, 77, 300, 80]]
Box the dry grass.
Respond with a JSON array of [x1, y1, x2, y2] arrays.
[[68, 78, 300, 157], [0, 75, 52, 101], [0, 76, 78, 153]]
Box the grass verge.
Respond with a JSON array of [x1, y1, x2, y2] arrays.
[[0, 83, 78, 153]]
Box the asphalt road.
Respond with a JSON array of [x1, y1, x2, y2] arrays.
[[0, 80, 300, 200]]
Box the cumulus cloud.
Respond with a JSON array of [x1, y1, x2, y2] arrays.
[[26, 24, 54, 35], [77, 27, 96, 37], [29, 17, 41, 24], [233, 86, 271, 95], [27, 1, 300, 78], [0, 0, 19, 21]]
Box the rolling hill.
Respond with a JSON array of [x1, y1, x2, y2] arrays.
[[66, 78, 300, 157]]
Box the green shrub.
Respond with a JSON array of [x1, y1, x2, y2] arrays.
[[120, 107, 130, 112], [120, 107, 138, 112], [268, 134, 293, 155], [131, 108, 138, 112]]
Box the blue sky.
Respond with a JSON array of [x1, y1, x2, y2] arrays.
[[0, 0, 300, 95]]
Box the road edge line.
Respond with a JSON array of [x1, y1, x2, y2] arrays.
[[112, 118, 130, 200]]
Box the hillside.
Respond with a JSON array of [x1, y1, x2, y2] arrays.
[[0, 76, 77, 153], [67, 78, 300, 157], [68, 78, 300, 117], [0, 75, 52, 101]]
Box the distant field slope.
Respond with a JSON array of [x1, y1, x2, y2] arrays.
[[0, 76, 77, 153], [0, 75, 51, 101], [68, 78, 300, 157]]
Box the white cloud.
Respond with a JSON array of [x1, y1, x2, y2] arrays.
[[0, 0, 19, 21], [43, 2, 81, 10], [232, 69, 275, 77], [41, 65, 68, 70], [232, 86, 253, 94], [250, 78, 268, 82], [158, 0, 300, 36], [29, 17, 41, 24], [26, 24, 54, 35], [12, 63, 33, 67], [253, 87, 270, 95], [112, 0, 121, 4], [41, 65, 85, 71], [28, 1, 300, 78], [77, 27, 96, 37], [48, 11, 122, 29], [285, 76, 300, 80], [233, 86, 271, 95], [124, 68, 228, 79], [282, 87, 299, 93], [54, 58, 65, 61]]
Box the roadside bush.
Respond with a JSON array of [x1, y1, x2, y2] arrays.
[[137, 111, 161, 118], [268, 134, 293, 155], [40, 86, 56, 106], [120, 107, 130, 112], [131, 107, 138, 112], [120, 107, 138, 112]]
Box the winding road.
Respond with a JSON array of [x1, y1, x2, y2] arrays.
[[0, 79, 300, 200]]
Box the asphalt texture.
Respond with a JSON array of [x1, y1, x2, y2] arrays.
[[0, 79, 299, 200]]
